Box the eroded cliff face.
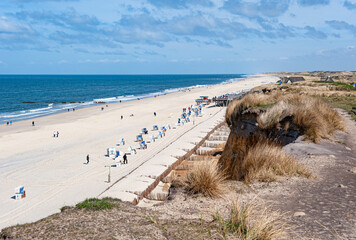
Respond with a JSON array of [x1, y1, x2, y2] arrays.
[[228, 108, 300, 146], [218, 90, 345, 180]]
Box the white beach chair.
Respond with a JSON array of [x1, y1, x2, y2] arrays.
[[128, 146, 136, 155], [139, 141, 147, 149], [115, 156, 122, 166], [107, 147, 116, 158], [14, 186, 25, 200]]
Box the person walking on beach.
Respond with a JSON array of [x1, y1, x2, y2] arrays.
[[121, 115, 123, 120], [53, 131, 56, 137], [86, 154, 90, 164], [56, 131, 59, 137], [123, 153, 127, 164], [32, 121, 35, 126], [154, 112, 156, 117]]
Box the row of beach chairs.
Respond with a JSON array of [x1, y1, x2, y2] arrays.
[[105, 104, 203, 166]]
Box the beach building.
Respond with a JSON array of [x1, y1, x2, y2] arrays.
[[320, 76, 334, 82], [279, 76, 305, 83]]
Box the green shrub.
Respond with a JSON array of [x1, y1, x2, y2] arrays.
[[76, 197, 120, 211]]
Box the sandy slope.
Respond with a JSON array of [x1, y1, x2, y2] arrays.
[[0, 74, 278, 230]]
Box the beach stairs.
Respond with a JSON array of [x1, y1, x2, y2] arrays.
[[146, 181, 171, 201], [100, 108, 229, 204], [163, 124, 230, 188], [138, 124, 229, 202]]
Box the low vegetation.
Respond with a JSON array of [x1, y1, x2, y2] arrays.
[[313, 81, 356, 91], [75, 197, 120, 211], [184, 160, 226, 198], [243, 140, 310, 183], [322, 95, 356, 121], [219, 135, 310, 182], [227, 92, 345, 143], [214, 200, 285, 239]]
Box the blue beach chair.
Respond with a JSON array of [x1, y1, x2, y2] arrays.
[[142, 128, 148, 134], [136, 134, 143, 142]]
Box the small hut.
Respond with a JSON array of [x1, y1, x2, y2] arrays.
[[320, 76, 334, 82], [280, 76, 305, 84]]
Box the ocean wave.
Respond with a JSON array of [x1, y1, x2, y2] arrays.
[[0, 76, 244, 124], [221, 77, 246, 84]]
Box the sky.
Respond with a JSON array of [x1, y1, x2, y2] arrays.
[[0, 0, 355, 74]]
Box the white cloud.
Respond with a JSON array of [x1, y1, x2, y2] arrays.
[[57, 59, 68, 64]]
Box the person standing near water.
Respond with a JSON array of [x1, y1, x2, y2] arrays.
[[32, 121, 35, 126], [86, 154, 89, 164]]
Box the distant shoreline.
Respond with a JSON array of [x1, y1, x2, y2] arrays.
[[0, 74, 248, 125]]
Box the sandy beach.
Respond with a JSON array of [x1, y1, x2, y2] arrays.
[[0, 75, 278, 230]]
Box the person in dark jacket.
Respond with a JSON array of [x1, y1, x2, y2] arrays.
[[123, 153, 128, 164]]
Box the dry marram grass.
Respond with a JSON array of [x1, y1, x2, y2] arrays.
[[214, 199, 285, 239], [255, 94, 345, 142], [242, 141, 310, 182], [184, 160, 226, 198], [219, 135, 310, 182], [225, 92, 281, 127]]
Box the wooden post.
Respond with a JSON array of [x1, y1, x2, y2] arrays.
[[105, 165, 111, 183]]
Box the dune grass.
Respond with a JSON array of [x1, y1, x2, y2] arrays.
[[242, 141, 310, 183], [184, 160, 226, 198], [313, 81, 356, 91], [226, 92, 281, 127], [255, 94, 345, 142], [76, 197, 120, 211], [322, 95, 356, 121], [214, 200, 285, 239], [219, 135, 310, 182]]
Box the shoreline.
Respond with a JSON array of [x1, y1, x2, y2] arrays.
[[0, 74, 247, 125], [0, 74, 278, 230], [0, 75, 257, 136]]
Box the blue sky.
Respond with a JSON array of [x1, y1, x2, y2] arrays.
[[0, 0, 355, 74]]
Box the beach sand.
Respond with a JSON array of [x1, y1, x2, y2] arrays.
[[0, 74, 278, 230]]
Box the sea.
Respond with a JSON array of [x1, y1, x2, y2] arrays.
[[0, 74, 245, 124]]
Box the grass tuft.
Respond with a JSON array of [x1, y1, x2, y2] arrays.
[[226, 92, 281, 127], [214, 200, 285, 239], [219, 135, 310, 182], [242, 141, 311, 183], [76, 197, 120, 211], [60, 206, 71, 212], [255, 94, 345, 142], [184, 160, 226, 198]]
